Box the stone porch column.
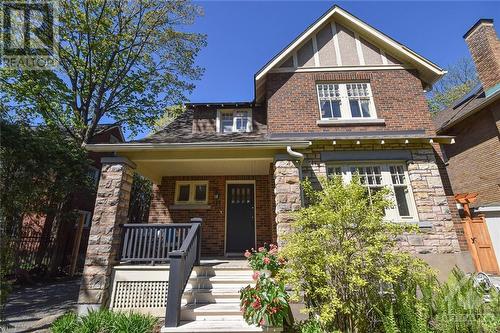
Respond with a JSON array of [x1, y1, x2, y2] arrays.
[[77, 157, 136, 314], [274, 160, 302, 247]]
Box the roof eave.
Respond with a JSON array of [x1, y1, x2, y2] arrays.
[[84, 141, 312, 152], [436, 88, 500, 133]]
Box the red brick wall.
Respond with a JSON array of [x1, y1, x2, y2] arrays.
[[465, 22, 500, 93], [266, 69, 435, 135], [148, 175, 274, 256], [441, 101, 500, 207]]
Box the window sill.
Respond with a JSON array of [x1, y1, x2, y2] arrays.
[[316, 118, 385, 126], [169, 204, 211, 210]]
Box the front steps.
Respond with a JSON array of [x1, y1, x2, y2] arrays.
[[162, 261, 274, 333]]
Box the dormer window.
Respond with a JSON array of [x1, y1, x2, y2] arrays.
[[217, 109, 252, 133], [317, 83, 377, 120]]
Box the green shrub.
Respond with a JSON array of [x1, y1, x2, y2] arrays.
[[377, 268, 500, 333], [280, 176, 432, 332], [51, 312, 78, 333], [51, 309, 157, 333]]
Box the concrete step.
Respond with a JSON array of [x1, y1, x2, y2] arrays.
[[186, 276, 253, 290], [183, 288, 241, 304], [161, 319, 269, 332], [180, 303, 243, 321]]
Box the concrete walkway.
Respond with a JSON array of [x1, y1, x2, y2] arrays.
[[2, 278, 80, 333]]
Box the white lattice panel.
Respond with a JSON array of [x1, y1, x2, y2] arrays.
[[113, 280, 168, 309], [109, 265, 169, 317]]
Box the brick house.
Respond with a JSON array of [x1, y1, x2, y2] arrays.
[[79, 5, 473, 331], [434, 19, 500, 274]]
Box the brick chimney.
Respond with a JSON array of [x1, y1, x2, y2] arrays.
[[464, 19, 500, 97]]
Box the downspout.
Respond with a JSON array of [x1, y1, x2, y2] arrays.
[[286, 146, 305, 207]]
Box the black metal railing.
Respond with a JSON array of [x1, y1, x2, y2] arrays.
[[119, 224, 193, 264], [165, 220, 202, 327]]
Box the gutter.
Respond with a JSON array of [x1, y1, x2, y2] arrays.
[[84, 141, 312, 152], [286, 146, 306, 207]]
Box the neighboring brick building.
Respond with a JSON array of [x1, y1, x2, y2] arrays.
[[20, 125, 124, 275], [80, 5, 473, 315], [434, 19, 500, 273]]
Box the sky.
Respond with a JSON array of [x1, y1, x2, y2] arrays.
[[130, 0, 500, 139]]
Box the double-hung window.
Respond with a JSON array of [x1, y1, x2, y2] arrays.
[[175, 181, 209, 205], [317, 83, 376, 120], [327, 163, 417, 221], [218, 110, 252, 133]]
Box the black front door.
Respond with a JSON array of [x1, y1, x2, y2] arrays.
[[226, 183, 255, 254]]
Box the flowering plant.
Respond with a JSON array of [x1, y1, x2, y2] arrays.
[[240, 275, 291, 327], [244, 243, 284, 277]]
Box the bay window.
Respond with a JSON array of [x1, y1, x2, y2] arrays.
[[327, 163, 418, 221]]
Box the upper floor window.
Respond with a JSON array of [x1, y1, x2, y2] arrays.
[[327, 163, 417, 222], [217, 110, 252, 133], [316, 83, 377, 120]]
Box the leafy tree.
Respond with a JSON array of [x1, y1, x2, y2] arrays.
[[151, 104, 186, 133], [0, 0, 206, 145], [427, 57, 479, 114], [0, 119, 90, 319], [280, 176, 434, 332]]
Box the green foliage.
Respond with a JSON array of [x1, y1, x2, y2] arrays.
[[0, 0, 206, 143], [293, 319, 326, 333], [51, 310, 157, 333], [244, 244, 284, 277], [240, 276, 291, 328], [427, 57, 479, 114], [280, 176, 433, 332], [128, 173, 153, 224], [376, 269, 500, 333], [0, 120, 90, 318], [151, 104, 187, 133]]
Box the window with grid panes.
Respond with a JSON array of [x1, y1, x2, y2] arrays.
[[326, 163, 418, 221], [316, 83, 376, 120], [218, 110, 252, 133]]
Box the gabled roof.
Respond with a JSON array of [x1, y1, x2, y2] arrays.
[[254, 5, 445, 102]]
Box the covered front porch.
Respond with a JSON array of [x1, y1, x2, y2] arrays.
[[76, 141, 308, 329]]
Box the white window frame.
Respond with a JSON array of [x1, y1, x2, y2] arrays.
[[316, 82, 378, 120], [174, 181, 209, 205], [216, 109, 252, 133], [327, 162, 418, 222]]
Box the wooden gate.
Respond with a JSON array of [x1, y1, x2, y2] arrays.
[[456, 193, 500, 274]]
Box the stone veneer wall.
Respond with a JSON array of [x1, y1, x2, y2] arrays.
[[277, 143, 463, 255], [274, 160, 302, 247], [77, 158, 135, 312]]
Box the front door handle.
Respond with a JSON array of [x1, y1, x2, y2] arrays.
[[471, 237, 477, 244]]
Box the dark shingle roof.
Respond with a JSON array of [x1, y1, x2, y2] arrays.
[[433, 85, 487, 132], [132, 110, 268, 143]]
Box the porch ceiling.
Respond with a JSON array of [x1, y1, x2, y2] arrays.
[[117, 148, 281, 183]]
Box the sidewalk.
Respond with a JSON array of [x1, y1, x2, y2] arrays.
[[2, 278, 80, 333]]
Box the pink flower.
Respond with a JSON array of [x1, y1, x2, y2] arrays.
[[252, 271, 260, 281], [252, 299, 261, 309], [259, 319, 265, 326], [258, 246, 265, 252], [263, 257, 271, 265], [244, 250, 251, 258]]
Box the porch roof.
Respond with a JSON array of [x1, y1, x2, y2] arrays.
[[85, 140, 311, 183]]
